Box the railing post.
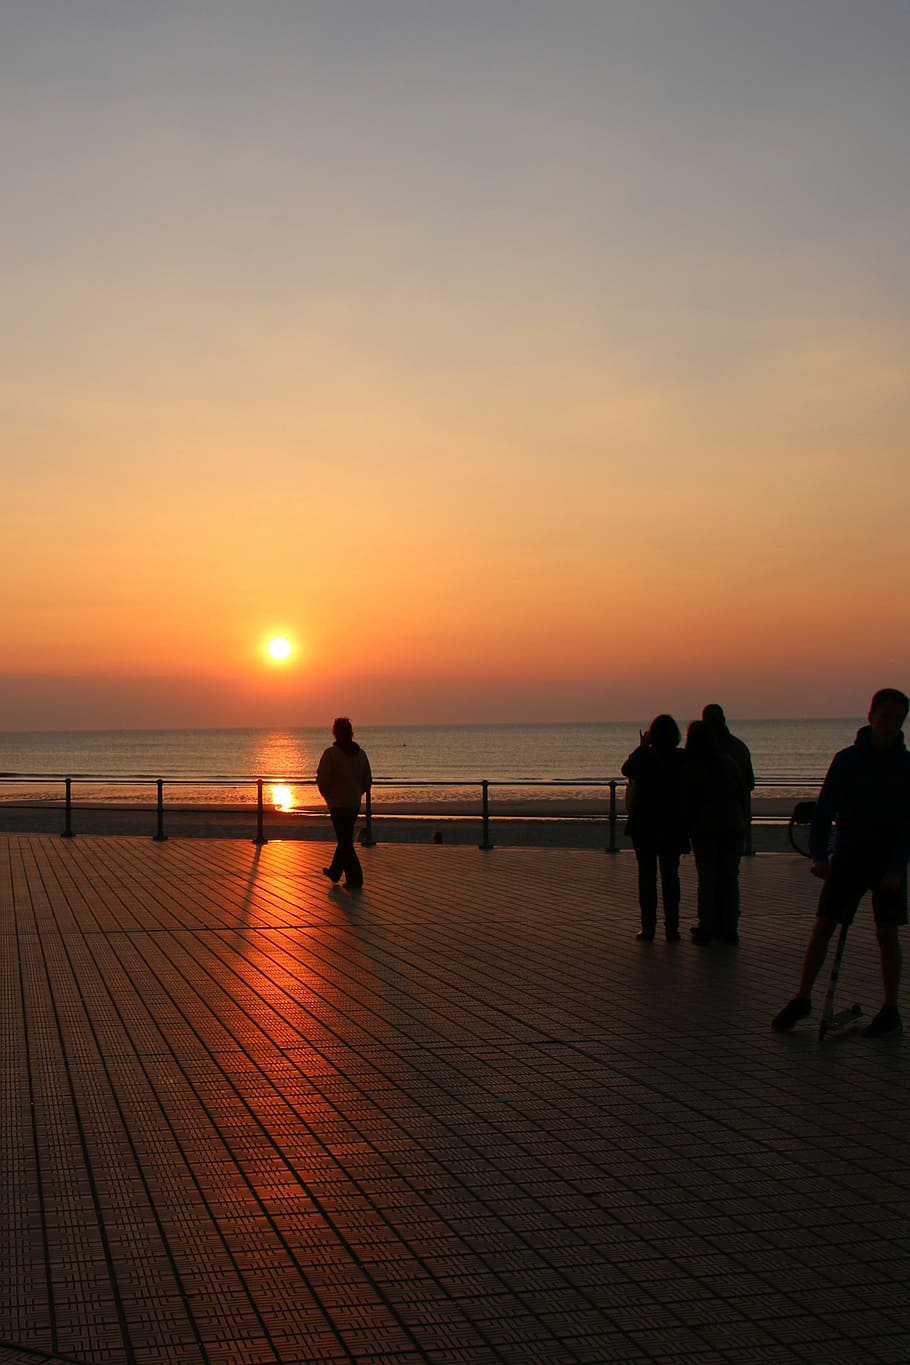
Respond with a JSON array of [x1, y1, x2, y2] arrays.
[[606, 779, 619, 853], [152, 778, 168, 841], [61, 777, 75, 838], [361, 787, 375, 847], [478, 780, 494, 850], [252, 777, 268, 845]]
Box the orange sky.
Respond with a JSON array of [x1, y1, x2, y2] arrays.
[[2, 5, 909, 727]]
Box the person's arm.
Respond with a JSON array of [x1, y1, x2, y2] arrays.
[[731, 760, 749, 824], [808, 755, 841, 869], [621, 746, 646, 778], [884, 765, 910, 878], [316, 749, 332, 802]]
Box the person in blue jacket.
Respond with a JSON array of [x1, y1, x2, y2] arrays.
[[773, 688, 910, 1037]]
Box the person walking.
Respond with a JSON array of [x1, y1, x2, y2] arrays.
[[772, 688, 910, 1037], [317, 717, 372, 889], [622, 715, 689, 942], [683, 719, 748, 943]]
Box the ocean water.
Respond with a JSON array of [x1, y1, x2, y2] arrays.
[[0, 719, 861, 809]]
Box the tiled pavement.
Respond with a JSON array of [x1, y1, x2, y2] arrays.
[[1, 834, 909, 1365]]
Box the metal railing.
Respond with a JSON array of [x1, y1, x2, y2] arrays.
[[0, 773, 821, 852]]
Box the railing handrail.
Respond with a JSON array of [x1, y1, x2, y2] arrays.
[[0, 772, 825, 789], [0, 772, 822, 853]]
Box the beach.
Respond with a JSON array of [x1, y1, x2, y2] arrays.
[[0, 792, 801, 851]]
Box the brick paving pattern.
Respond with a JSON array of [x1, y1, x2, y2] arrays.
[[1, 834, 908, 1364]]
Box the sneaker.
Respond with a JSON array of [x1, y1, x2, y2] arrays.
[[690, 927, 712, 944], [322, 868, 340, 884], [665, 930, 681, 943], [772, 996, 812, 1031], [862, 1006, 903, 1038], [636, 930, 655, 942]]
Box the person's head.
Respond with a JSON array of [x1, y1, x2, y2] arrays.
[[686, 718, 721, 762], [701, 703, 726, 729], [647, 714, 681, 750], [332, 716, 354, 745], [868, 689, 909, 749]]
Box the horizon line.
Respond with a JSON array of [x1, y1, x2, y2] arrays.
[[0, 715, 864, 736]]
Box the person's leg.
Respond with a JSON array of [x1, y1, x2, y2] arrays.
[[333, 807, 362, 886], [796, 916, 838, 997], [875, 922, 902, 1007], [799, 853, 870, 994], [773, 914, 837, 1029], [691, 836, 719, 937], [773, 856, 865, 1029], [326, 809, 346, 880], [658, 851, 681, 937], [716, 832, 745, 940], [344, 835, 364, 888], [635, 847, 658, 936], [871, 866, 906, 1010], [328, 808, 359, 883]]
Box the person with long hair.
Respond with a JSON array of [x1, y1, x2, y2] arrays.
[[316, 717, 372, 889], [622, 714, 689, 942], [683, 719, 748, 943]]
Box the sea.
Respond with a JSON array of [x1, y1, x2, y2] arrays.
[[0, 719, 861, 811]]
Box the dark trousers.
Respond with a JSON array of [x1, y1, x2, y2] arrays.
[[634, 847, 681, 934], [327, 807, 363, 886], [691, 832, 744, 937]]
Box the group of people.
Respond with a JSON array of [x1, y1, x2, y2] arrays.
[[623, 689, 910, 1040], [315, 688, 910, 1039], [621, 703, 754, 945]]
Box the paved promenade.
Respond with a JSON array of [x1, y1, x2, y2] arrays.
[[2, 835, 908, 1365]]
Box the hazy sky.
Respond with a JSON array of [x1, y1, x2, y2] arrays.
[[2, 1, 908, 727]]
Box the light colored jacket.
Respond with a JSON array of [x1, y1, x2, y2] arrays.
[[316, 743, 372, 811]]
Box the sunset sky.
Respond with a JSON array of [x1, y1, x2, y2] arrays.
[[2, 1, 908, 728]]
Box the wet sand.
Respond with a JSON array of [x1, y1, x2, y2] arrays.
[[0, 795, 803, 852]]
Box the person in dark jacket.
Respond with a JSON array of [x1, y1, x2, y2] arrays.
[[622, 714, 689, 942], [317, 717, 372, 889], [702, 704, 755, 796], [773, 688, 910, 1037], [682, 719, 748, 943]]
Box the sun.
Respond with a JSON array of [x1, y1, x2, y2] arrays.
[[267, 636, 292, 661]]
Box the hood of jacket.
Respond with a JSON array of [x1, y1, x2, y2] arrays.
[[853, 724, 907, 755]]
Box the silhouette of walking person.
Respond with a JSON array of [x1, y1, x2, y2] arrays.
[[317, 717, 372, 889]]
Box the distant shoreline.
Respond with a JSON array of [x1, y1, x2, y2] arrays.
[[0, 793, 802, 852], [0, 793, 795, 817]]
